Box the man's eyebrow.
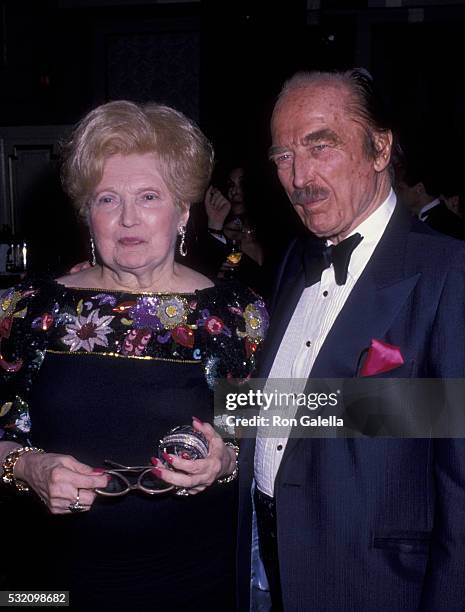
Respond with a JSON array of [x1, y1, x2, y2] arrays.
[[302, 129, 341, 145], [268, 128, 341, 159], [268, 144, 288, 159]]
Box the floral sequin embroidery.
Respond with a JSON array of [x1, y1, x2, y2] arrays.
[[128, 297, 162, 330], [0, 277, 267, 445], [196, 309, 232, 338], [93, 293, 117, 307], [31, 313, 54, 331], [171, 324, 195, 348], [157, 296, 188, 329], [0, 289, 27, 323], [0, 288, 35, 372], [62, 309, 114, 352], [15, 411, 31, 433], [122, 328, 152, 356], [239, 300, 269, 342]]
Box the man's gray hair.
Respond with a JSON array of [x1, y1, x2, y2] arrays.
[[274, 68, 395, 163]]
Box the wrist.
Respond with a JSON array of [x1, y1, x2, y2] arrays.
[[14, 450, 38, 482], [1, 446, 44, 492], [217, 441, 239, 484], [224, 446, 236, 474], [0, 442, 21, 470]]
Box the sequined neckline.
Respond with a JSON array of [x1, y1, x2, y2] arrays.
[[39, 277, 267, 366], [49, 277, 217, 297], [0, 276, 267, 446]]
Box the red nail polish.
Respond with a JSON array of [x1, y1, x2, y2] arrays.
[[92, 468, 105, 473], [162, 452, 174, 464], [151, 468, 163, 478], [192, 416, 203, 425], [150, 456, 159, 466], [181, 452, 192, 460]]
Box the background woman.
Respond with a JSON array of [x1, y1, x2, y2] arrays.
[[0, 101, 267, 610]]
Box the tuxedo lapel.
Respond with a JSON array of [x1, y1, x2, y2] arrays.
[[309, 272, 420, 378], [311, 203, 417, 378], [278, 203, 421, 469]]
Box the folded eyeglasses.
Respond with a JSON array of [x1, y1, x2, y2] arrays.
[[95, 460, 174, 496]]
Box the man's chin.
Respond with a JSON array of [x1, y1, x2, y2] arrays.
[[296, 210, 337, 238], [295, 198, 329, 218]]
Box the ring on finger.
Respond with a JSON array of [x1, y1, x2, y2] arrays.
[[68, 489, 85, 513]]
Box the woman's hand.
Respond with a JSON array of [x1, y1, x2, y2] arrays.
[[152, 418, 236, 495], [204, 186, 231, 230], [15, 451, 109, 514]]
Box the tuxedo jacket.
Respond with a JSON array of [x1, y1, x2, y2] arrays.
[[237, 203, 465, 612]]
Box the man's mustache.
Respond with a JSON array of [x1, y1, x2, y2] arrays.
[[291, 185, 330, 205]]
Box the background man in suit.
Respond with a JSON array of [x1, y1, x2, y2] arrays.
[[237, 69, 465, 611], [394, 145, 465, 240]]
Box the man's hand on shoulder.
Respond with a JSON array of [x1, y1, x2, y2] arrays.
[[68, 261, 91, 274]]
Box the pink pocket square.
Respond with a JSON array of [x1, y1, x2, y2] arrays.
[[359, 339, 404, 377]]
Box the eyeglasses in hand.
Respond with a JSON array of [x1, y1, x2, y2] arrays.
[[95, 459, 174, 497]]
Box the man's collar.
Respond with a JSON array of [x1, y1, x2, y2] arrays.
[[419, 197, 441, 220], [326, 189, 397, 282]]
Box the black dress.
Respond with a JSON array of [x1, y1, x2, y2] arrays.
[[0, 278, 268, 611]]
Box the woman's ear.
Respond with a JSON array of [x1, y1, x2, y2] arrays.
[[179, 202, 190, 227]]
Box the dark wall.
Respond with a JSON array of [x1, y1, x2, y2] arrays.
[[1, 0, 465, 268], [2, 1, 465, 155], [0, 1, 201, 124]]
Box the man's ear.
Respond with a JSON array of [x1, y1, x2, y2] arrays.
[[445, 194, 460, 215], [373, 130, 393, 172]]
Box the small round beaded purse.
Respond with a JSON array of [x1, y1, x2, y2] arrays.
[[158, 425, 209, 461]]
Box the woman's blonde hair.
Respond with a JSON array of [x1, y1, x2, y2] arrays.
[[61, 100, 214, 219]]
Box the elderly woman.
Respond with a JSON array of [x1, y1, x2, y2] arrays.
[[0, 101, 267, 610]]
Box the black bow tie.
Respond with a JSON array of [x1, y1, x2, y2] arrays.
[[303, 233, 363, 287]]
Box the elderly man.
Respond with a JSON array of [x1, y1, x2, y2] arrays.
[[237, 70, 465, 611]]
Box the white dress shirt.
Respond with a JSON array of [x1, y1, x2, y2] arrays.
[[254, 189, 397, 497]]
